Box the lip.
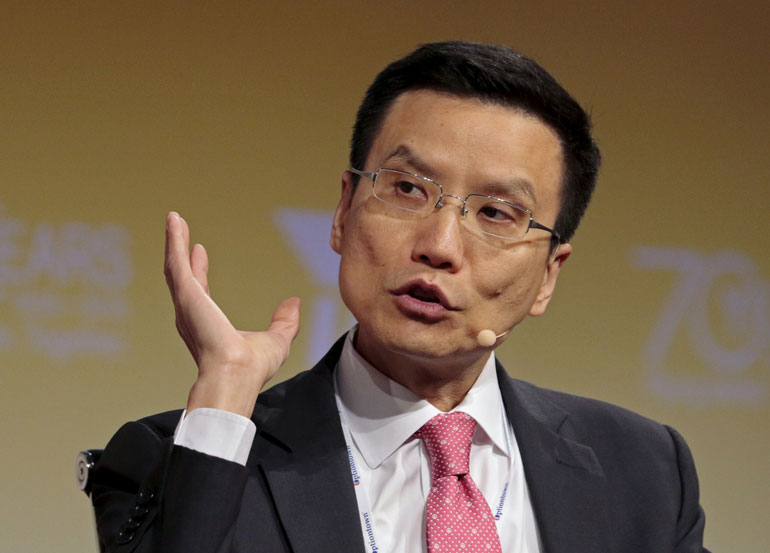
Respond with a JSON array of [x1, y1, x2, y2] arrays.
[[393, 280, 458, 309], [391, 279, 459, 321]]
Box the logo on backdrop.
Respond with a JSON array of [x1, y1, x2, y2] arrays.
[[632, 246, 768, 404], [0, 202, 133, 360], [274, 208, 356, 366]]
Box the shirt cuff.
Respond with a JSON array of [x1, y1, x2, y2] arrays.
[[173, 408, 256, 466]]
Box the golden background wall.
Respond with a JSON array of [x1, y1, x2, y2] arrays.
[[1, 2, 767, 551]]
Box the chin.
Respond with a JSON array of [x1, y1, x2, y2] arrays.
[[372, 318, 476, 359]]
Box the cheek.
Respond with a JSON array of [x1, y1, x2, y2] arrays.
[[344, 217, 395, 270], [338, 231, 378, 294], [473, 259, 544, 307], [337, 213, 402, 300]]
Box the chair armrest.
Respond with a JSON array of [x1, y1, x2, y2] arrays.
[[76, 449, 103, 496]]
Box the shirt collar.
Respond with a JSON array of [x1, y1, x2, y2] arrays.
[[335, 329, 508, 469]]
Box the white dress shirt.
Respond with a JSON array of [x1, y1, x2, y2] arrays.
[[174, 331, 541, 552], [335, 331, 541, 553]]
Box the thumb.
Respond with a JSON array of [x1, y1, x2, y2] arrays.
[[267, 297, 301, 346]]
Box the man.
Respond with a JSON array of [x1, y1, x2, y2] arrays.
[[92, 41, 709, 553]]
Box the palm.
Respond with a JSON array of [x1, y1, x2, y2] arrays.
[[164, 212, 301, 417]]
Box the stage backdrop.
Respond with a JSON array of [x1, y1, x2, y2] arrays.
[[1, 2, 767, 551]]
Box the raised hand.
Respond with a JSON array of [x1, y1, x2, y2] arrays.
[[163, 212, 301, 418]]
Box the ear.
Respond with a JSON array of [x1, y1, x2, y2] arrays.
[[528, 242, 572, 317], [330, 171, 356, 254]]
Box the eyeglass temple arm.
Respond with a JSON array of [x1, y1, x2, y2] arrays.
[[530, 220, 561, 242], [348, 168, 376, 180]]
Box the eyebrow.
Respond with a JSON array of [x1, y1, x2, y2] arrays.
[[382, 145, 434, 176], [479, 179, 538, 209], [382, 144, 539, 208]]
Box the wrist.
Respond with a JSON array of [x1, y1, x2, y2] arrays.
[[186, 372, 265, 418]]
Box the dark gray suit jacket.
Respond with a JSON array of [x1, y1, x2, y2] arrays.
[[92, 335, 708, 553]]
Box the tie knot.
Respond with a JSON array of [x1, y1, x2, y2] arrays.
[[417, 412, 476, 479]]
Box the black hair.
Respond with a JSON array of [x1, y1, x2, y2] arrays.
[[350, 41, 601, 248]]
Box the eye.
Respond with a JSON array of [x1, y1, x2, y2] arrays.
[[473, 200, 530, 230], [396, 180, 425, 196], [394, 179, 428, 200], [374, 169, 435, 210], [479, 205, 512, 221]]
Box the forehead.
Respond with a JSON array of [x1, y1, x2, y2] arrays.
[[367, 90, 565, 215]]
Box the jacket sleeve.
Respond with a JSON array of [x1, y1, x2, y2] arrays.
[[91, 418, 249, 553], [667, 426, 711, 553]]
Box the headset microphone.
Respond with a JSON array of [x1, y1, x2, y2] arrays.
[[476, 328, 510, 347]]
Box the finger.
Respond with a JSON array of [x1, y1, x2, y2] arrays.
[[267, 297, 302, 346], [164, 212, 194, 288], [190, 243, 210, 295], [164, 211, 179, 275], [180, 215, 191, 252]]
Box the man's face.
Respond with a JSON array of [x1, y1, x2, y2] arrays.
[[331, 90, 571, 373]]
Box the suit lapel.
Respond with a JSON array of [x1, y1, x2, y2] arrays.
[[251, 338, 366, 553], [260, 451, 364, 553], [498, 365, 612, 553]]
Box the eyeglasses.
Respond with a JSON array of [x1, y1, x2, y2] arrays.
[[348, 167, 560, 244]]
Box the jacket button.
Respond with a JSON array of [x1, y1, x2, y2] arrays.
[[123, 517, 142, 530], [115, 529, 135, 545], [129, 504, 150, 518], [137, 488, 156, 505]]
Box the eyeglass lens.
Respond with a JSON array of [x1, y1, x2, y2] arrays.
[[372, 169, 531, 240]]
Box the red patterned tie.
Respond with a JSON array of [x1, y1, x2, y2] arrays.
[[417, 412, 503, 553]]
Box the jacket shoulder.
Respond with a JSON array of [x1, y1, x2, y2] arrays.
[[502, 374, 689, 475]]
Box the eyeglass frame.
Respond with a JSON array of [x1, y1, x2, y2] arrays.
[[348, 167, 561, 244]]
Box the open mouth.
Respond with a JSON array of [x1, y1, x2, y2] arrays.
[[394, 280, 456, 311], [408, 286, 442, 303]]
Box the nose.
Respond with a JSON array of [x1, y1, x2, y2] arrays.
[[411, 196, 466, 271]]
